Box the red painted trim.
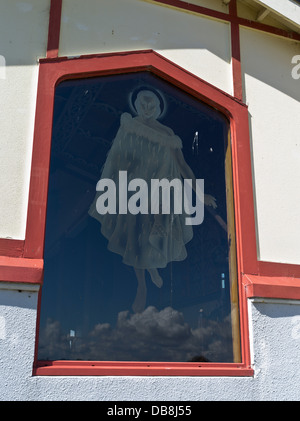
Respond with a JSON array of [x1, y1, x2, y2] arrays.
[[0, 256, 43, 284], [229, 0, 243, 101], [151, 0, 229, 21], [24, 50, 255, 262], [33, 360, 254, 377], [0, 239, 24, 258], [228, 99, 257, 276], [243, 274, 300, 301], [0, 0, 61, 272], [0, 0, 298, 377], [46, 0, 62, 59], [236, 15, 300, 42], [152, 0, 300, 42], [24, 50, 256, 375], [258, 261, 300, 278], [23, 64, 56, 259]]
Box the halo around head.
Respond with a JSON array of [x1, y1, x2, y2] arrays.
[[135, 90, 161, 119], [129, 86, 166, 119]]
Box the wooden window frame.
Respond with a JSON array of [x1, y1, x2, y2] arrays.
[[1, 0, 300, 377], [24, 48, 254, 376]]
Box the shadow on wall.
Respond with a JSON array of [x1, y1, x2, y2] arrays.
[[0, 0, 231, 68], [252, 299, 300, 319], [1, 0, 299, 107], [240, 28, 300, 104], [0, 0, 50, 66], [57, 0, 231, 64], [0, 287, 38, 310]]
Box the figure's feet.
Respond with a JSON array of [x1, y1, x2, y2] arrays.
[[147, 268, 163, 288]]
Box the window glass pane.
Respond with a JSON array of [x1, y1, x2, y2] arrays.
[[37, 71, 240, 363]]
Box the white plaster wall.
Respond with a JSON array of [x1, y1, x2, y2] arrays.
[[1, 283, 300, 401], [0, 284, 40, 401], [240, 28, 300, 265], [1, 0, 300, 403], [247, 298, 300, 400], [0, 0, 50, 240], [59, 0, 233, 95]]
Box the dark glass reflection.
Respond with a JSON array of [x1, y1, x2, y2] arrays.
[[37, 72, 239, 363]]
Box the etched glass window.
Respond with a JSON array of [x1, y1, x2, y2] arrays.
[[37, 71, 240, 363]]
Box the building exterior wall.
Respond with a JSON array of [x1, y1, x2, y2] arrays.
[[0, 0, 50, 240], [1, 285, 300, 401], [59, 0, 233, 94], [240, 28, 300, 264], [0, 0, 300, 401]]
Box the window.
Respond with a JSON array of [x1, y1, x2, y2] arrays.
[[30, 51, 254, 375]]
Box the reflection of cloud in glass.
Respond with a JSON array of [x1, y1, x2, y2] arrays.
[[38, 306, 233, 363]]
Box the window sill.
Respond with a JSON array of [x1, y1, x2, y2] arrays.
[[34, 361, 254, 377], [0, 256, 43, 284], [243, 273, 300, 301]]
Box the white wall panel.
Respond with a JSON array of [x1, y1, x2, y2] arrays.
[[59, 0, 233, 94], [240, 28, 300, 264], [0, 0, 50, 239]]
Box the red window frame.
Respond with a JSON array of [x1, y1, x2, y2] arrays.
[[24, 48, 255, 376], [1, 0, 300, 377]]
